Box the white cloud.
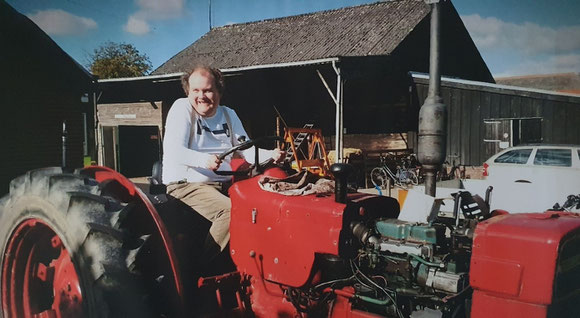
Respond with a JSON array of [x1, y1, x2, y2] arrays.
[[27, 9, 97, 36], [124, 15, 150, 35], [136, 0, 184, 19], [461, 14, 580, 56], [495, 54, 580, 77], [124, 0, 184, 35], [461, 14, 580, 76]]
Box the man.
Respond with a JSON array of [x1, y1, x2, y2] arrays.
[[162, 65, 284, 264]]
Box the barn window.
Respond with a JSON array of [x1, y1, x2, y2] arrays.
[[484, 117, 542, 151], [512, 118, 542, 145]]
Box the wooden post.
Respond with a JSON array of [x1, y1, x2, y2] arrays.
[[276, 116, 281, 148]]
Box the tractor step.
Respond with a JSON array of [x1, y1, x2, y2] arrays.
[[195, 271, 251, 317]]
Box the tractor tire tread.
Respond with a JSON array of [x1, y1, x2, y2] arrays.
[[0, 167, 152, 318]]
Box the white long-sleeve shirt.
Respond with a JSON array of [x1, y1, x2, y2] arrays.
[[162, 98, 272, 183]]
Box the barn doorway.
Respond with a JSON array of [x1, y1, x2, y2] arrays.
[[101, 125, 161, 177], [118, 126, 161, 178]]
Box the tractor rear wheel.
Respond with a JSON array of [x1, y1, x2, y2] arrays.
[[0, 167, 150, 317]]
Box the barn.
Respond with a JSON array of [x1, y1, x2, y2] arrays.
[[96, 0, 492, 178], [0, 0, 95, 194], [412, 73, 580, 166]]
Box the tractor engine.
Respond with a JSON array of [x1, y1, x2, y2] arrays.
[[228, 168, 480, 317], [229, 168, 580, 317], [347, 217, 473, 316]]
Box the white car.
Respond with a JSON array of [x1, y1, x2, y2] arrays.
[[483, 144, 580, 213]]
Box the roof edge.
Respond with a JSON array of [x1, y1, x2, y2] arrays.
[[411, 72, 580, 99], [98, 72, 185, 83], [220, 57, 340, 73], [101, 58, 341, 83], [495, 72, 580, 81]]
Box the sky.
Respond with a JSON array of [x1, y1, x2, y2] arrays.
[[6, 0, 580, 78]]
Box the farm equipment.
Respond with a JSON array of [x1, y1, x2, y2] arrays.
[[283, 126, 331, 177], [0, 136, 579, 318]]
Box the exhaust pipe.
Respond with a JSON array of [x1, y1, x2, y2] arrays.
[[418, 1, 447, 197]]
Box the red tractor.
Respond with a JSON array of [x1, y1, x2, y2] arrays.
[[0, 137, 579, 317]]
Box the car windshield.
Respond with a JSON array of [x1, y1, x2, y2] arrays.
[[494, 148, 532, 164], [533, 148, 572, 167]]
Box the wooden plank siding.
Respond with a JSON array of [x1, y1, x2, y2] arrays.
[[2, 93, 88, 195], [459, 90, 472, 164], [499, 94, 511, 119], [98, 102, 163, 128], [412, 76, 580, 166], [551, 101, 567, 144], [469, 90, 481, 165], [489, 93, 501, 119], [2, 1, 94, 195], [440, 86, 452, 161], [479, 92, 491, 167], [449, 87, 461, 161], [542, 100, 553, 143], [566, 103, 580, 144]]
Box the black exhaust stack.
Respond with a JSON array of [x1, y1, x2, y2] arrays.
[[331, 163, 352, 203]]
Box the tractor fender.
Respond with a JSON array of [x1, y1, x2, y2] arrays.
[[82, 166, 184, 310]]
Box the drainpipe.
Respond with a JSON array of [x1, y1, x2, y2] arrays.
[[62, 121, 67, 168], [418, 0, 447, 197], [332, 60, 343, 163]]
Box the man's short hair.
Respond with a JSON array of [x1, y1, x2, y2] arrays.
[[181, 66, 225, 96]]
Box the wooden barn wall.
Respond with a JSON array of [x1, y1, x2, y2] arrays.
[[413, 80, 580, 166], [221, 64, 414, 153], [98, 102, 162, 128], [1, 12, 93, 195], [1, 91, 88, 195]]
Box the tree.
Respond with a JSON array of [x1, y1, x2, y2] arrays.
[[88, 42, 152, 79]]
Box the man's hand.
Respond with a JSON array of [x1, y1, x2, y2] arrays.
[[271, 148, 286, 164], [207, 154, 222, 170]]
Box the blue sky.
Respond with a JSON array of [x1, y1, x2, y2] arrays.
[[7, 0, 580, 78]]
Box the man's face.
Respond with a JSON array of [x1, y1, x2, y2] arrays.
[[187, 70, 221, 117]]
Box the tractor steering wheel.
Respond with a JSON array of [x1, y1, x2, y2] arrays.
[[213, 136, 283, 176]]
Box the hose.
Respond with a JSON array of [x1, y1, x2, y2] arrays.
[[409, 253, 445, 268], [323, 288, 391, 306]]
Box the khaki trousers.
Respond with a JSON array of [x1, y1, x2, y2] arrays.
[[166, 182, 231, 262]]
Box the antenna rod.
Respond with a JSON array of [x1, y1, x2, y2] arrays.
[[208, 0, 212, 30]]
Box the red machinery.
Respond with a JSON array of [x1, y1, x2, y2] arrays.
[[228, 167, 580, 317], [0, 138, 579, 317], [470, 211, 580, 317]]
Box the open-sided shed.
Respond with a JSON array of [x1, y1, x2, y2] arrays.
[[153, 1, 492, 160], [98, 0, 492, 175]]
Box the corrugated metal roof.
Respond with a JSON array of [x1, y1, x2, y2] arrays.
[[153, 0, 430, 74], [495, 73, 580, 94], [411, 72, 580, 102]]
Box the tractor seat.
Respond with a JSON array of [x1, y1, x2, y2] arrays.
[[452, 186, 493, 221], [149, 161, 166, 195]]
